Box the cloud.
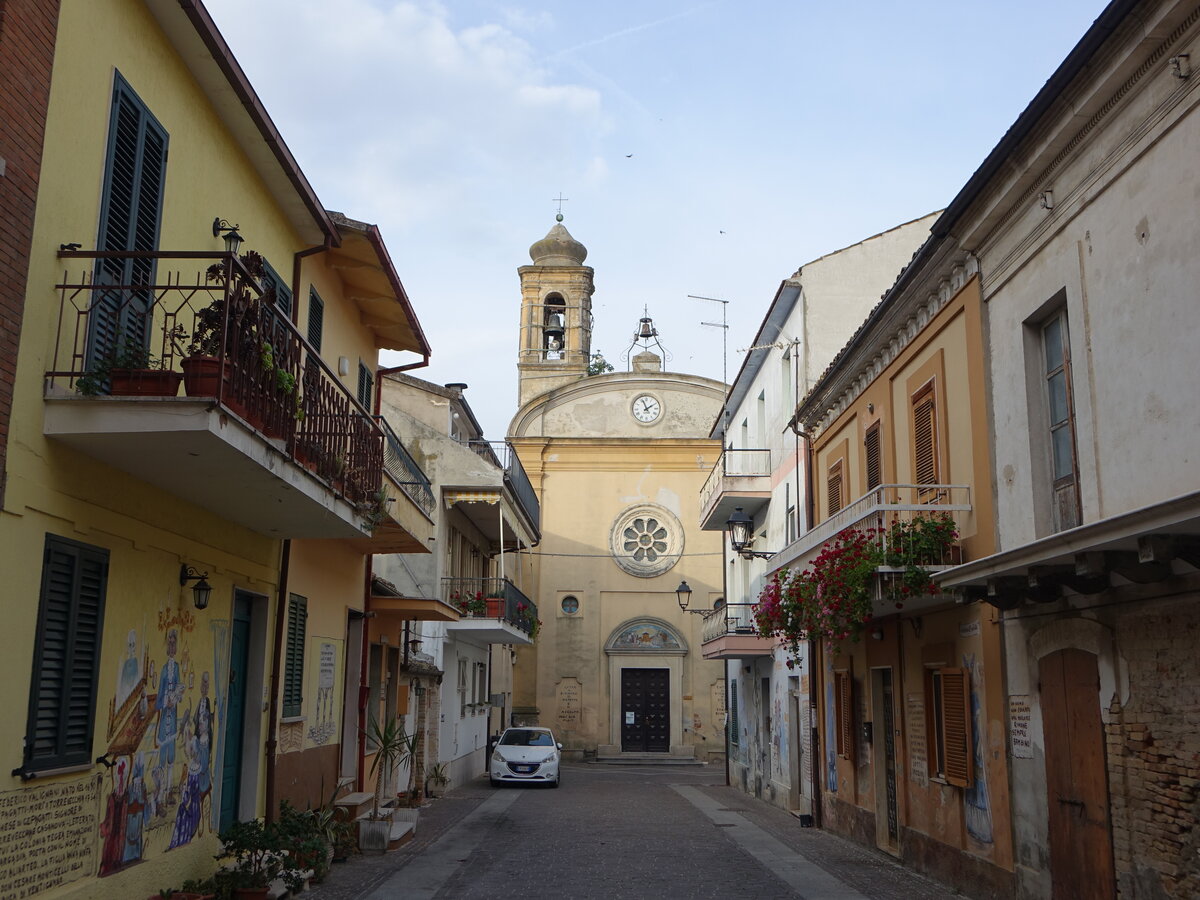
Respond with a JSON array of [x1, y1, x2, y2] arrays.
[[205, 0, 608, 229]]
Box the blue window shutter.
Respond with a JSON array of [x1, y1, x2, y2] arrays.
[[307, 289, 324, 352], [262, 259, 292, 318], [357, 361, 373, 410], [90, 72, 168, 370], [25, 536, 109, 772]]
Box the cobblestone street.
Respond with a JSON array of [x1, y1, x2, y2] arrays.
[[307, 764, 961, 899]]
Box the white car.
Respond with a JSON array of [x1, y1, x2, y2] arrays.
[[489, 727, 562, 788]]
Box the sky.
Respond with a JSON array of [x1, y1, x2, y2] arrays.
[[204, 0, 1107, 440]]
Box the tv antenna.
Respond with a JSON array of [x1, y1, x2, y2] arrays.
[[689, 294, 730, 440]]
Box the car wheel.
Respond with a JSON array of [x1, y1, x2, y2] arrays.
[[550, 773, 560, 789]]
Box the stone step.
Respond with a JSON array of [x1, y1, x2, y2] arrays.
[[388, 821, 415, 849], [334, 791, 376, 820]]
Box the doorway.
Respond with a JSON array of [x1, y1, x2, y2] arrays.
[[1039, 648, 1115, 899], [871, 667, 899, 854], [621, 668, 669, 751], [787, 675, 807, 813], [219, 593, 251, 831], [340, 610, 364, 780]]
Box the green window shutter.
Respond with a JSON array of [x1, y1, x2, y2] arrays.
[[357, 362, 373, 411], [262, 259, 293, 318], [283, 595, 307, 718], [25, 536, 109, 772], [307, 289, 324, 352], [90, 72, 168, 371]]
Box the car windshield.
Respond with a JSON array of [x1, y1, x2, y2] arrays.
[[500, 729, 554, 747]]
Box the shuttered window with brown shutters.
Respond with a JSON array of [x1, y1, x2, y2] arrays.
[[283, 595, 308, 718], [827, 460, 844, 517], [865, 422, 882, 490], [834, 669, 854, 761], [924, 666, 973, 787], [24, 535, 110, 773], [912, 383, 939, 490]]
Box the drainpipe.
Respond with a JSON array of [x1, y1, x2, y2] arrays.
[[358, 561, 373, 792], [265, 539, 291, 823]]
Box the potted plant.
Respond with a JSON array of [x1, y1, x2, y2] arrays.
[[214, 816, 306, 899], [330, 817, 357, 863], [485, 589, 506, 618], [77, 334, 183, 397], [425, 762, 449, 798], [452, 590, 486, 617], [360, 715, 416, 853], [182, 291, 231, 397], [276, 800, 332, 885]]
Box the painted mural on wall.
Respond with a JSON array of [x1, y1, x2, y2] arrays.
[[97, 604, 225, 877], [962, 652, 993, 844], [306, 639, 342, 747], [609, 622, 682, 650]]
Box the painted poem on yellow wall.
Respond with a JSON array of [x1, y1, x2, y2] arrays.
[[0, 776, 100, 899], [712, 679, 727, 728], [906, 693, 928, 787], [556, 678, 581, 730], [1008, 695, 1033, 759]]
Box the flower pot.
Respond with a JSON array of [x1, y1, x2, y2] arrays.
[[181, 355, 230, 398], [109, 368, 183, 397], [358, 818, 391, 854], [486, 597, 505, 618]]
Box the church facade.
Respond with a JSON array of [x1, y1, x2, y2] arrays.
[[508, 219, 728, 761]]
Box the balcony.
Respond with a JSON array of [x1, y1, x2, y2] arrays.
[[369, 576, 461, 623], [700, 602, 775, 660], [772, 483, 972, 617], [41, 250, 427, 544], [442, 441, 540, 553], [699, 448, 772, 531], [442, 577, 536, 645]]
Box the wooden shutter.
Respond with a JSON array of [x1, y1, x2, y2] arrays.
[[91, 74, 168, 369], [912, 384, 939, 487], [940, 668, 973, 787], [865, 423, 882, 490], [307, 289, 324, 351], [282, 595, 307, 718], [261, 259, 293, 318], [26, 536, 109, 771], [729, 679, 739, 745], [834, 669, 854, 761], [358, 362, 374, 410], [827, 461, 844, 516]]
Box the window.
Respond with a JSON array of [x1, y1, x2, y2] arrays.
[[23, 535, 110, 772], [90, 73, 168, 373], [261, 259, 293, 318], [865, 422, 882, 490], [474, 662, 487, 715], [729, 678, 739, 745], [912, 381, 940, 494], [834, 669, 854, 761], [827, 460, 844, 516], [756, 391, 766, 448], [307, 289, 324, 352], [925, 667, 972, 787], [282, 595, 307, 718], [458, 657, 469, 718], [560, 595, 580, 615], [1042, 312, 1080, 531], [785, 482, 798, 544], [357, 361, 373, 411]]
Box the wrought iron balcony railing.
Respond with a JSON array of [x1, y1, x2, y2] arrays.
[[442, 576, 537, 635], [376, 415, 435, 519], [47, 250, 383, 507], [701, 601, 763, 643], [699, 447, 771, 515], [777, 483, 972, 570], [467, 441, 540, 532]]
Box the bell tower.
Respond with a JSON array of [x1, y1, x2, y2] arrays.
[[517, 216, 594, 408]]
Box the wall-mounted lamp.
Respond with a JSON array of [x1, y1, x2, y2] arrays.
[[675, 580, 693, 611], [408, 637, 423, 655], [212, 217, 244, 255], [412, 679, 426, 697], [338, 356, 350, 377], [1039, 190, 1054, 211], [179, 564, 213, 610], [726, 507, 777, 560]]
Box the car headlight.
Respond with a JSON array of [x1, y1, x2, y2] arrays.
[[491, 751, 504, 764]]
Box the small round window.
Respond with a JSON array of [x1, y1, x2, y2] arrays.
[[561, 595, 580, 615]]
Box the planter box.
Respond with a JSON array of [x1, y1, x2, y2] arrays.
[[109, 368, 183, 397], [358, 817, 391, 854]]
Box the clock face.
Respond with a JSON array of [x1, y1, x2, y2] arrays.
[[632, 395, 661, 423]]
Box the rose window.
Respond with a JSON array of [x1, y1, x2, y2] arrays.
[[624, 517, 669, 562]]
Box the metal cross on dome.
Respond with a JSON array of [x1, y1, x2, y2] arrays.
[[552, 193, 569, 220]]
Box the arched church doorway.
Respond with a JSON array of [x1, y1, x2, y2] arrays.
[[605, 619, 687, 754]]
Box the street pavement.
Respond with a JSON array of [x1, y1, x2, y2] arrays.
[[306, 763, 962, 899]]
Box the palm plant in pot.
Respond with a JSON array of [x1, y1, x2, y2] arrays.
[[360, 715, 416, 853]]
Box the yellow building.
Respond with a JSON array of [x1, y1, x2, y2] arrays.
[[509, 220, 728, 761], [1, 2, 430, 896], [776, 242, 1011, 893]]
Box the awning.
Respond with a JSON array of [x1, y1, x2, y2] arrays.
[[445, 489, 501, 507]]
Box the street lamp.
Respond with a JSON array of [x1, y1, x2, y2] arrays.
[[180, 564, 213, 610], [676, 580, 693, 611], [726, 507, 776, 560]]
